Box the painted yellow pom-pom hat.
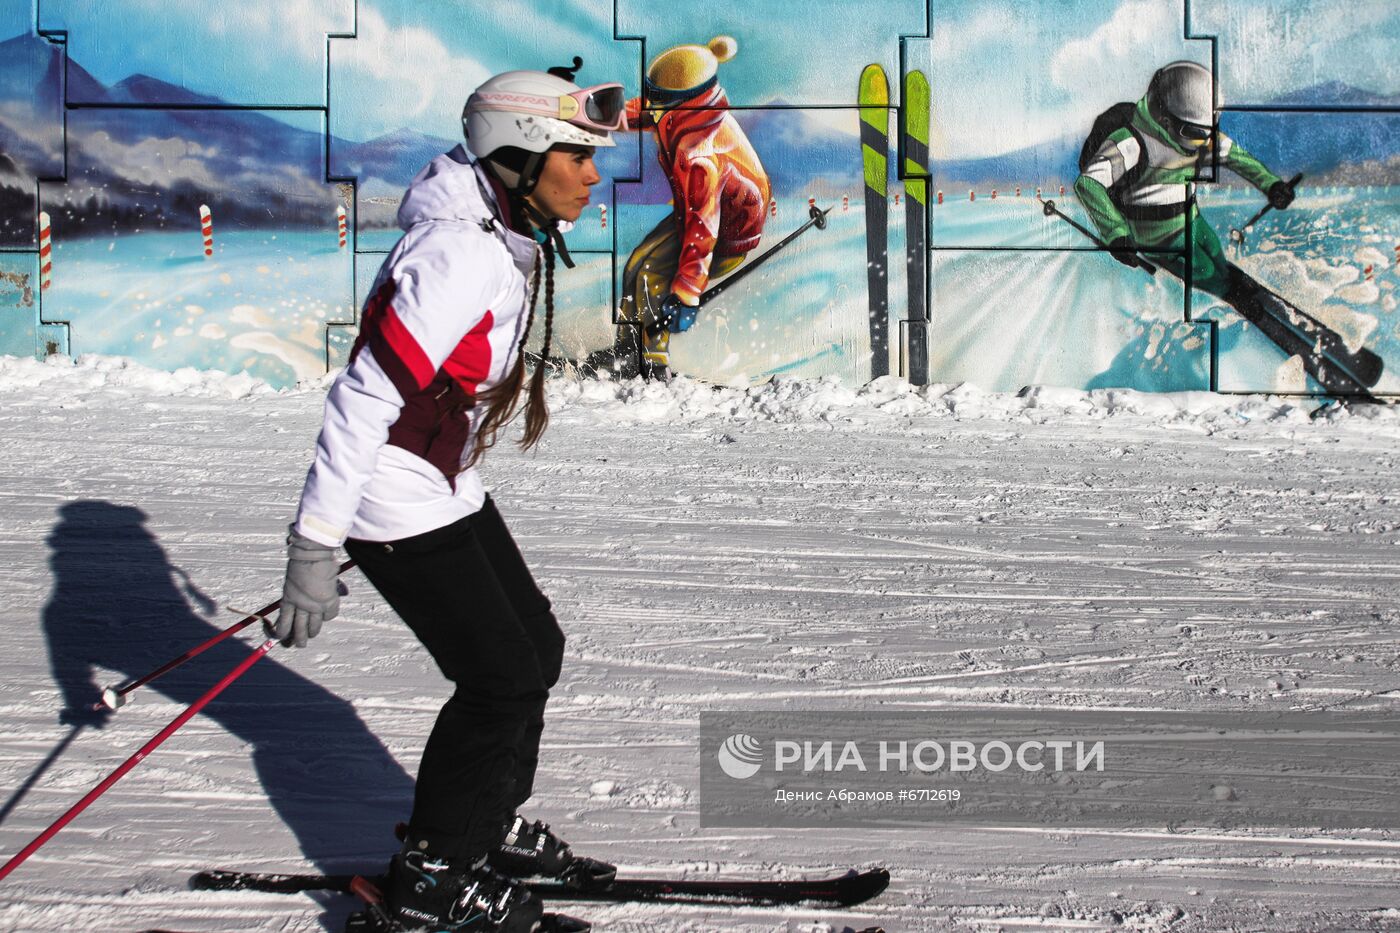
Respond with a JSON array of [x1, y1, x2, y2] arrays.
[[645, 36, 738, 106]]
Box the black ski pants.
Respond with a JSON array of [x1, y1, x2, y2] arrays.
[[344, 496, 564, 862]]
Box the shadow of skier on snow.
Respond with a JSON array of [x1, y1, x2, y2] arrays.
[[41, 500, 412, 925]]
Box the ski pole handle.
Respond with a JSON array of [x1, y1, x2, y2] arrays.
[[94, 559, 356, 712], [0, 640, 278, 884]]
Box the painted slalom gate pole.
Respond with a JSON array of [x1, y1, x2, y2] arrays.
[[903, 69, 931, 386], [0, 640, 278, 883], [94, 559, 358, 711], [38, 212, 52, 291], [199, 204, 213, 258], [336, 205, 347, 249], [859, 63, 890, 379]]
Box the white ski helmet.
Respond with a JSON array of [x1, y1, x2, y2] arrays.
[[1146, 61, 1216, 151], [463, 61, 623, 194]]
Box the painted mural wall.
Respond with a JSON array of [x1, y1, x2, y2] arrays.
[[0, 0, 1396, 396]]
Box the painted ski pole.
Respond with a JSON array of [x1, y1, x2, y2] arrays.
[[0, 640, 278, 884], [1039, 197, 1159, 276], [94, 559, 356, 711], [1229, 173, 1303, 247], [697, 203, 831, 307]]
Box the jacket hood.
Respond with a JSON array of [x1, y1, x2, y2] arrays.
[[397, 144, 498, 230]]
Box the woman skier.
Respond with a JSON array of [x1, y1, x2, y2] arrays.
[[271, 61, 625, 932]]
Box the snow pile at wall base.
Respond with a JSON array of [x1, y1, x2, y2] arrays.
[[3, 353, 1398, 434]]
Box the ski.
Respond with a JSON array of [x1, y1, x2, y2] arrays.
[[1222, 264, 1383, 398], [902, 68, 931, 386], [859, 62, 891, 379], [1225, 264, 1383, 389], [191, 864, 891, 907]]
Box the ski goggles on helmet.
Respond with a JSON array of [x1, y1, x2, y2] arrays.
[[468, 83, 628, 134]]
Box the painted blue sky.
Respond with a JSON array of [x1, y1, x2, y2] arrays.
[[18, 0, 1400, 155]]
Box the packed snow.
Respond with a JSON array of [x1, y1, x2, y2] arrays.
[[1, 354, 1399, 931]]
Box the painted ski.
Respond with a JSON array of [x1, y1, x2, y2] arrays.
[[859, 63, 891, 379], [902, 69, 931, 385]]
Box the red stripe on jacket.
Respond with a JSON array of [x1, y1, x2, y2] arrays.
[[353, 280, 435, 400], [441, 311, 495, 394]]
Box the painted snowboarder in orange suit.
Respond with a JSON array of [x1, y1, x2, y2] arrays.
[[614, 36, 771, 380]]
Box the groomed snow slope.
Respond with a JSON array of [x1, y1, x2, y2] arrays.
[[1, 355, 1398, 932]]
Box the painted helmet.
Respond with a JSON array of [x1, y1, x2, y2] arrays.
[[1146, 61, 1216, 151], [463, 62, 623, 194], [644, 36, 738, 107]]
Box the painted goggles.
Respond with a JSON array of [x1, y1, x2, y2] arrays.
[[469, 83, 628, 134]]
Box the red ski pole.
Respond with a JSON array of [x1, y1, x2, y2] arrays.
[[95, 559, 355, 711], [0, 639, 278, 884]]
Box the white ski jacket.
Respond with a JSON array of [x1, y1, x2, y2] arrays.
[[293, 145, 541, 547]]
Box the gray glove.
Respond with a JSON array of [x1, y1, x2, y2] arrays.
[[272, 526, 340, 647]]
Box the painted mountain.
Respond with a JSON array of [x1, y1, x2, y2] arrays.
[[2, 27, 1397, 248]]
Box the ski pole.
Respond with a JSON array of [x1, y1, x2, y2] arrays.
[[1039, 197, 1158, 275], [697, 203, 832, 307], [95, 559, 356, 712], [1229, 173, 1303, 247], [0, 639, 277, 884]]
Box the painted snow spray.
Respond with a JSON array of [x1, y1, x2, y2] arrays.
[[38, 212, 52, 291], [199, 204, 213, 258], [336, 205, 347, 250]]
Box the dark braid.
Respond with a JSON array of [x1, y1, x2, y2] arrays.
[[519, 238, 555, 449], [463, 241, 549, 468]]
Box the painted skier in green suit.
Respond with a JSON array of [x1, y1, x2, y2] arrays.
[[1074, 60, 1381, 394], [1076, 60, 1291, 298]]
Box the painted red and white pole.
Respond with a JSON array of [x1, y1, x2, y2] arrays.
[[336, 205, 347, 250], [1036, 187, 1042, 199], [1059, 185, 1066, 196], [38, 212, 52, 291], [842, 195, 849, 212], [894, 192, 901, 206], [808, 196, 816, 212], [599, 204, 607, 230], [769, 197, 777, 218], [969, 190, 975, 203], [936, 190, 944, 205], [991, 189, 998, 200], [1015, 186, 1022, 197], [199, 204, 213, 258]]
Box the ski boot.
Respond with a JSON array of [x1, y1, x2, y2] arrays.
[[489, 814, 616, 888], [371, 849, 544, 932]]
